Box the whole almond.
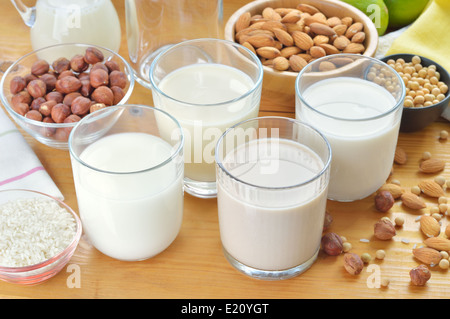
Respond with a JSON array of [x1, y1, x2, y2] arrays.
[[378, 183, 404, 199], [445, 224, 450, 238], [296, 3, 320, 15], [262, 7, 281, 20], [419, 215, 441, 237], [280, 46, 301, 58], [327, 17, 342, 27], [419, 158, 445, 173], [333, 24, 348, 36], [401, 192, 426, 210], [345, 22, 364, 39], [309, 46, 326, 59], [309, 22, 336, 37], [394, 147, 407, 164], [289, 55, 308, 72], [313, 35, 329, 46], [343, 43, 365, 54], [341, 17, 353, 27], [424, 237, 450, 251], [272, 56, 290, 71], [319, 43, 340, 55], [273, 28, 294, 46], [413, 247, 442, 265], [242, 41, 256, 55], [304, 15, 327, 26], [319, 61, 336, 72], [262, 20, 286, 32], [236, 12, 251, 33], [333, 36, 350, 50], [292, 31, 314, 51], [246, 34, 276, 48], [418, 180, 445, 198], [281, 11, 301, 23], [351, 31, 366, 43], [256, 46, 281, 59]]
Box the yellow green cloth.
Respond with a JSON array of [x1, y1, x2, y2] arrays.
[[387, 0, 450, 73]]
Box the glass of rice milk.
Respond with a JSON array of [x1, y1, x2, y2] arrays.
[[215, 117, 331, 280], [68, 105, 184, 261], [149, 38, 263, 199], [295, 54, 405, 202]]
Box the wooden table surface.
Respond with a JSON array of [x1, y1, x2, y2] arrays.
[[0, 0, 449, 300]]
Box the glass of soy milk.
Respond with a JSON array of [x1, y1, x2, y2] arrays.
[[295, 54, 406, 202], [68, 105, 184, 261], [215, 117, 331, 280], [149, 38, 263, 198]]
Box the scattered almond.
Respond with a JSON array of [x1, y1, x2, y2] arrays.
[[378, 183, 404, 199], [424, 237, 450, 251], [418, 180, 445, 198], [394, 147, 407, 165], [419, 158, 445, 173], [419, 215, 441, 237], [401, 192, 426, 210], [413, 247, 442, 265]]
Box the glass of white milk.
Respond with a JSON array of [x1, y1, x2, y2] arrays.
[[68, 105, 184, 261], [149, 38, 263, 199], [215, 117, 331, 280], [295, 54, 405, 202]]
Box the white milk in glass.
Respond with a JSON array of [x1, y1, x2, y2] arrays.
[[297, 77, 399, 201], [71, 132, 183, 261], [31, 0, 121, 53], [217, 139, 328, 271], [156, 63, 259, 182]]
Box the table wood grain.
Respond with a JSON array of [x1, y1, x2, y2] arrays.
[[0, 0, 449, 299]]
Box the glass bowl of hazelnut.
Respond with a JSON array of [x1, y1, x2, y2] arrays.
[[0, 43, 135, 149]]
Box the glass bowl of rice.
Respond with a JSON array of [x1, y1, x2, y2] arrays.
[[0, 189, 82, 285]]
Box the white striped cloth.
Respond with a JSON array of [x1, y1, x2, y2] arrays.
[[0, 107, 64, 200]]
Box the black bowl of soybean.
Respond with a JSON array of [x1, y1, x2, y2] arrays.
[[380, 53, 450, 133]]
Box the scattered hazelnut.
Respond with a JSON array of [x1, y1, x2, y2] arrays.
[[380, 278, 390, 287], [374, 190, 394, 212], [321, 232, 343, 256], [343, 253, 364, 275], [374, 219, 396, 240], [409, 264, 431, 286]]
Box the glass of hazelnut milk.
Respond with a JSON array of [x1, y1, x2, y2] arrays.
[[215, 117, 331, 280], [11, 0, 121, 52], [69, 105, 184, 261], [295, 54, 405, 202]]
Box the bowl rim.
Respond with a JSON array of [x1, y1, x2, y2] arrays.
[[0, 188, 82, 272], [224, 0, 379, 78], [380, 53, 450, 112], [0, 42, 135, 129]]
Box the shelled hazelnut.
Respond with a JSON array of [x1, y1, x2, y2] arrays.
[[8, 47, 129, 127]]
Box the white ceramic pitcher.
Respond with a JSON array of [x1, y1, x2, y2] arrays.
[[11, 0, 121, 52]]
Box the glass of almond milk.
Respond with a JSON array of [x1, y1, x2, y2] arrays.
[[295, 54, 405, 202], [215, 117, 331, 280], [149, 38, 263, 199], [68, 105, 184, 261]]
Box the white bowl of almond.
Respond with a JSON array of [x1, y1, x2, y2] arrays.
[[225, 0, 378, 107]]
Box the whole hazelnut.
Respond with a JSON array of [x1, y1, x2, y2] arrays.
[[410, 264, 431, 286], [374, 219, 396, 240], [70, 54, 89, 73], [109, 70, 127, 89], [343, 253, 364, 275], [63, 92, 82, 106], [90, 102, 106, 113], [46, 91, 64, 104], [12, 102, 29, 116], [90, 68, 109, 88], [111, 86, 125, 104], [9, 76, 26, 94], [80, 81, 92, 97], [39, 73, 57, 92], [84, 47, 104, 64], [321, 232, 343, 256], [55, 76, 82, 94], [58, 70, 75, 79], [11, 90, 32, 106], [78, 72, 90, 82], [24, 73, 38, 84], [51, 103, 71, 123], [31, 59, 50, 76], [30, 97, 46, 111], [91, 62, 109, 73], [374, 190, 394, 212], [39, 100, 57, 117], [25, 110, 43, 122], [71, 96, 91, 115], [52, 57, 71, 74], [91, 86, 114, 105], [27, 79, 47, 98], [105, 60, 120, 72]]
